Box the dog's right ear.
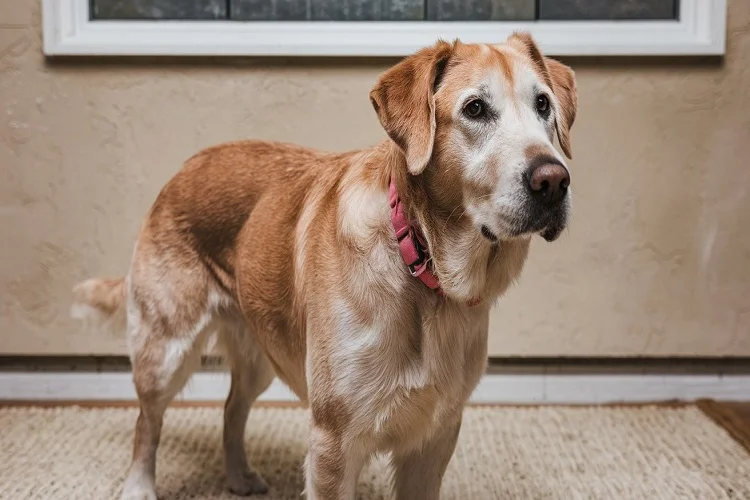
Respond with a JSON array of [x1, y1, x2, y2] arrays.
[[370, 41, 454, 175]]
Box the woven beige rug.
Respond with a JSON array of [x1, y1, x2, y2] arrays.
[[1, 404, 749, 499]]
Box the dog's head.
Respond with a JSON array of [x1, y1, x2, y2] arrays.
[[370, 33, 577, 243]]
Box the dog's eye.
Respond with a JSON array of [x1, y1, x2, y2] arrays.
[[536, 94, 550, 114], [463, 99, 486, 119]]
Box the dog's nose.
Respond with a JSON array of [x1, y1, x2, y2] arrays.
[[527, 163, 570, 205]]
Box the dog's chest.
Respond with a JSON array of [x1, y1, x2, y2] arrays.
[[330, 302, 488, 450]]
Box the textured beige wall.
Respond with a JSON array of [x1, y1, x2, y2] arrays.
[[2, 1, 749, 356]]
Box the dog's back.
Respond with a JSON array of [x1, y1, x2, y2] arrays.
[[71, 139, 347, 391], [74, 140, 331, 314]]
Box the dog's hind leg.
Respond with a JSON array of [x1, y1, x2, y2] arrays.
[[220, 322, 275, 495], [120, 294, 213, 500]]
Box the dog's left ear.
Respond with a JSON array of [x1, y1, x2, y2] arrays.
[[370, 40, 454, 175], [508, 32, 578, 159]]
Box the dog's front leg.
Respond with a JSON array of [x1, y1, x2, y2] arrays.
[[390, 416, 462, 500], [304, 423, 366, 500]]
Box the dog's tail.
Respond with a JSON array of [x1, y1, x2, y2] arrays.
[[70, 277, 127, 334]]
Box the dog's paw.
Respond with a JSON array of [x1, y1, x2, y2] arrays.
[[227, 471, 269, 496], [120, 486, 158, 500], [120, 474, 158, 500]]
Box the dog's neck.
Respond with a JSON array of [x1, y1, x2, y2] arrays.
[[364, 140, 531, 305]]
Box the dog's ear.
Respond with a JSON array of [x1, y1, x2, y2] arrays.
[[507, 32, 578, 159], [546, 57, 577, 159], [370, 40, 454, 175]]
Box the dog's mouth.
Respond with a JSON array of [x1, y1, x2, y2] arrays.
[[532, 214, 567, 242], [491, 207, 567, 243], [481, 221, 564, 243], [478, 200, 569, 243], [540, 224, 564, 242]]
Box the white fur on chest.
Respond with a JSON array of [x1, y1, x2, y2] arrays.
[[329, 297, 488, 451]]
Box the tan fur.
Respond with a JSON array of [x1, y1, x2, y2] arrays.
[[71, 33, 577, 500]]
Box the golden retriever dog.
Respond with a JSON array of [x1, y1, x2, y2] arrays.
[[71, 32, 577, 500]]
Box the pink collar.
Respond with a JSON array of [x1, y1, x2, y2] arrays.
[[389, 178, 481, 307]]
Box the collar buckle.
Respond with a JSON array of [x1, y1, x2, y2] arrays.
[[406, 229, 427, 277]]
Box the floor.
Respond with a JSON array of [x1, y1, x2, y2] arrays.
[[2, 400, 750, 418], [3, 403, 749, 500], [726, 402, 750, 424]]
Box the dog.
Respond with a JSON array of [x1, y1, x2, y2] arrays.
[[71, 32, 577, 500]]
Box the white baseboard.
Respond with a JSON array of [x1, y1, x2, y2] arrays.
[[2, 372, 750, 404]]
